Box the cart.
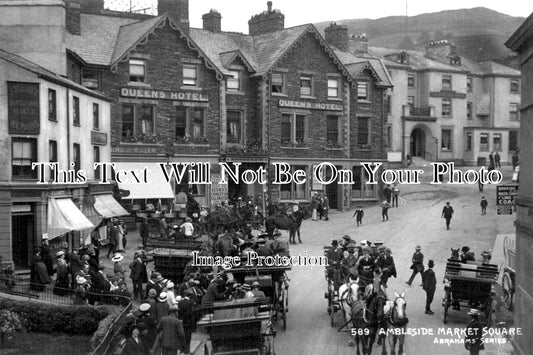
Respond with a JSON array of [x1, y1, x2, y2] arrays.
[[442, 260, 499, 324], [197, 298, 275, 355], [227, 265, 291, 330], [145, 239, 203, 282], [502, 235, 516, 310]]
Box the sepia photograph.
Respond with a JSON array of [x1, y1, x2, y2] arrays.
[[0, 0, 532, 354]]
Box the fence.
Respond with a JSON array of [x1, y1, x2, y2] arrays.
[[0, 274, 131, 307]]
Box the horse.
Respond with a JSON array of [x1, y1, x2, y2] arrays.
[[264, 206, 310, 240], [383, 292, 408, 355], [449, 248, 460, 261], [364, 284, 389, 355], [214, 233, 239, 257], [338, 277, 360, 337]]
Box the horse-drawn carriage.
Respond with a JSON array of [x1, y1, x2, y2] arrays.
[[442, 259, 499, 324], [197, 298, 275, 355], [502, 234, 516, 310], [228, 265, 291, 330]]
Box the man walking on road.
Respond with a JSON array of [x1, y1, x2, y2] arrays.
[[441, 201, 454, 230], [480, 196, 488, 215], [381, 201, 390, 221], [422, 260, 436, 314], [406, 245, 424, 286], [392, 184, 400, 207], [353, 206, 364, 226]]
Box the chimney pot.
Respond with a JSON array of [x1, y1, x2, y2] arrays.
[[267, 1, 273, 12], [248, 1, 284, 35]]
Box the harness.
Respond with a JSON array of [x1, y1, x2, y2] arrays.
[[386, 298, 409, 327]]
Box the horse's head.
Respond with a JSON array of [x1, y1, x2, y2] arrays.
[[392, 291, 407, 320], [450, 248, 460, 260]]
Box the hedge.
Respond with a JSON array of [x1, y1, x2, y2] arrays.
[[0, 298, 109, 335]]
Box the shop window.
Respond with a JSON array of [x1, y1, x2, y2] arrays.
[[227, 110, 243, 144], [279, 165, 307, 200], [300, 76, 313, 96], [129, 59, 146, 83], [73, 96, 80, 126], [48, 89, 57, 121], [327, 78, 339, 98], [175, 168, 206, 197], [12, 138, 37, 179], [271, 72, 285, 94], [183, 65, 198, 86], [441, 129, 452, 151], [351, 166, 375, 198]]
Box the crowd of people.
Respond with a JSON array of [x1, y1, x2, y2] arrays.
[[325, 235, 397, 291]]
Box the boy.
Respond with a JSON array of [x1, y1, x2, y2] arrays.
[[480, 196, 488, 215], [353, 206, 364, 226]]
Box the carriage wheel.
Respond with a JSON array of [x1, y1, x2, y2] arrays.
[[443, 289, 451, 324], [502, 272, 514, 311]]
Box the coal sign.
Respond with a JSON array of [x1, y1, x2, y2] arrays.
[[8, 82, 40, 135], [496, 184, 518, 215]]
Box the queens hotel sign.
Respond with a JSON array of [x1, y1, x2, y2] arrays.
[[278, 99, 343, 111], [120, 88, 209, 102]]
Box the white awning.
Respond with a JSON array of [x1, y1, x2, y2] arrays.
[[94, 194, 129, 218], [47, 198, 95, 239], [113, 162, 174, 200]]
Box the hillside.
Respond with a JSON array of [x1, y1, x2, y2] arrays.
[[315, 7, 525, 63]]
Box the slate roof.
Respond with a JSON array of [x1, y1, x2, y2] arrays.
[[479, 61, 520, 77], [0, 47, 110, 100], [332, 48, 392, 87], [66, 14, 137, 66]]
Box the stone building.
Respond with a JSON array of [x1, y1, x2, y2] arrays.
[[505, 12, 533, 355]]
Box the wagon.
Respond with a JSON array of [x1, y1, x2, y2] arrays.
[[442, 260, 499, 324], [197, 298, 275, 355], [502, 235, 516, 310], [227, 265, 291, 330], [145, 239, 204, 283]]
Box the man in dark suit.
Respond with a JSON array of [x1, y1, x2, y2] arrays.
[[178, 289, 197, 355], [422, 260, 436, 314], [441, 201, 454, 230], [201, 278, 226, 304], [157, 307, 186, 355], [129, 252, 147, 300], [406, 245, 424, 286], [375, 247, 396, 286], [123, 326, 147, 355], [465, 309, 485, 355]]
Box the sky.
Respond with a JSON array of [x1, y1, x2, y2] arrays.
[[106, 0, 533, 33]]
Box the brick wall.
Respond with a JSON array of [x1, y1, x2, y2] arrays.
[[97, 22, 221, 157]]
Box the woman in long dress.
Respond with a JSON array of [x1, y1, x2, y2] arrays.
[[53, 251, 70, 295]]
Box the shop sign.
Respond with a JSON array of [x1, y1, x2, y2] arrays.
[[8, 82, 40, 135], [91, 131, 108, 145], [278, 99, 343, 111], [120, 88, 208, 102], [476, 93, 490, 116], [111, 146, 159, 155], [210, 173, 228, 207]]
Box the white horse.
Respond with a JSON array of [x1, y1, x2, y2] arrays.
[[383, 291, 408, 355], [338, 276, 360, 345]]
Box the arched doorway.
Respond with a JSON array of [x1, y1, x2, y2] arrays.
[[410, 128, 426, 158]]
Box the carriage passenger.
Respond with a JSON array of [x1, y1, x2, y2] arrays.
[[180, 217, 195, 238], [256, 238, 274, 257], [339, 235, 356, 251], [375, 247, 396, 287], [340, 243, 358, 280], [357, 247, 375, 288], [248, 281, 266, 298], [201, 276, 227, 304]]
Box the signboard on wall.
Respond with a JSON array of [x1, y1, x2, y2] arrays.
[[8, 82, 40, 135], [476, 93, 490, 116], [210, 173, 228, 207]]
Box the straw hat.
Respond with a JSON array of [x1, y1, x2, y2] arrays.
[[77, 277, 87, 284], [111, 254, 124, 262], [56, 251, 65, 257], [467, 309, 481, 316], [139, 303, 151, 312], [158, 292, 168, 302]]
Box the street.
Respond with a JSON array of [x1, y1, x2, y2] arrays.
[[274, 165, 516, 355]]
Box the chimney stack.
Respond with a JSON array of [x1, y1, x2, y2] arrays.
[[350, 34, 368, 54], [158, 0, 189, 35], [324, 22, 349, 51], [248, 1, 284, 36], [65, 0, 81, 35], [80, 0, 104, 14], [202, 9, 221, 33]]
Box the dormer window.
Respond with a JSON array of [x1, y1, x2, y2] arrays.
[[129, 59, 146, 83], [227, 70, 241, 91], [398, 52, 408, 64], [450, 56, 461, 66]]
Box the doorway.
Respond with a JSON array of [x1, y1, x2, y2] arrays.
[[11, 214, 34, 268], [410, 128, 426, 157]]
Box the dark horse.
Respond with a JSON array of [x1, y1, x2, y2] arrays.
[[264, 206, 310, 241], [204, 206, 249, 233]]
